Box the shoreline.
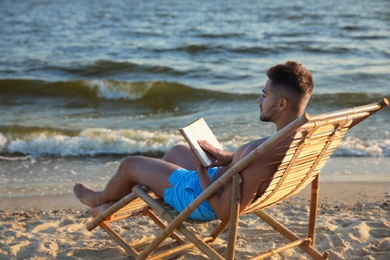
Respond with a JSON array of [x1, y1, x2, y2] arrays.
[[1, 156, 389, 212]]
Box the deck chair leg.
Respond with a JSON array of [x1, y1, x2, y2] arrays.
[[255, 210, 327, 260], [226, 174, 242, 260], [143, 208, 186, 245], [210, 222, 228, 241], [133, 185, 224, 260], [99, 222, 139, 257], [308, 175, 319, 246]]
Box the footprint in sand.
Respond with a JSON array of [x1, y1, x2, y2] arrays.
[[30, 222, 58, 233]]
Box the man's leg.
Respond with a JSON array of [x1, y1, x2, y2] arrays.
[[162, 144, 196, 170], [74, 156, 181, 208]]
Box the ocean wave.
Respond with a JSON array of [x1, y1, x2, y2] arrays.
[[0, 125, 78, 137], [175, 44, 215, 54], [155, 40, 382, 56], [5, 60, 191, 78], [71, 60, 188, 77], [0, 130, 388, 158], [334, 136, 390, 157], [197, 32, 246, 39], [1, 79, 387, 104], [309, 93, 389, 111], [0, 79, 236, 107], [89, 80, 154, 100], [2, 129, 182, 157]]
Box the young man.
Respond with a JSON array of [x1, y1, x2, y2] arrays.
[[74, 60, 314, 224]]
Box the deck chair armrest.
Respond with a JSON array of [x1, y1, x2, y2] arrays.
[[347, 98, 389, 129]]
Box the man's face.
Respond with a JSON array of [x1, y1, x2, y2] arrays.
[[257, 79, 278, 122]]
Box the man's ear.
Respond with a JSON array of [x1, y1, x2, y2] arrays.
[[277, 98, 288, 111]]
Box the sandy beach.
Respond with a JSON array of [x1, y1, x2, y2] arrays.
[[1, 157, 390, 259], [1, 180, 389, 259]]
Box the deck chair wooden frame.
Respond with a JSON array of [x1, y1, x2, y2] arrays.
[[86, 98, 389, 259]]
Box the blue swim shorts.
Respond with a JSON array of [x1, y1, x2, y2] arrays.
[[164, 167, 220, 221]]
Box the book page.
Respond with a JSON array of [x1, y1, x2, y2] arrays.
[[188, 118, 222, 149], [179, 118, 222, 167]]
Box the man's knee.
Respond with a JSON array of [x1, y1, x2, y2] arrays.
[[163, 144, 195, 169], [164, 144, 190, 160], [171, 144, 190, 153], [119, 156, 143, 174]]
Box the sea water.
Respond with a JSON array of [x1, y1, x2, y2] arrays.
[[0, 0, 389, 198]]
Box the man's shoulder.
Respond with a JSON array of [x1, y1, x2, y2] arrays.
[[244, 134, 290, 162], [245, 136, 271, 149]]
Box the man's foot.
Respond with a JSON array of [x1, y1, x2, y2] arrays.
[[89, 202, 115, 218], [73, 182, 102, 208]]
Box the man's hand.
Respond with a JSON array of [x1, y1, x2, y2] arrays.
[[198, 140, 234, 167]]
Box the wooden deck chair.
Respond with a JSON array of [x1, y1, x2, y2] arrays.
[[86, 98, 389, 259]]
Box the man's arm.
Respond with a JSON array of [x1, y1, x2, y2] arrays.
[[191, 150, 233, 224]]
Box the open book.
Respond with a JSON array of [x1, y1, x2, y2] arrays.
[[179, 118, 223, 167]]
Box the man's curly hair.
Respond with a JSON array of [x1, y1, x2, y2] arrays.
[[266, 60, 313, 99]]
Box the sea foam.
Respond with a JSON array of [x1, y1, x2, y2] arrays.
[[0, 133, 6, 150], [87, 80, 153, 100], [2, 129, 389, 158], [5, 129, 182, 157]]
